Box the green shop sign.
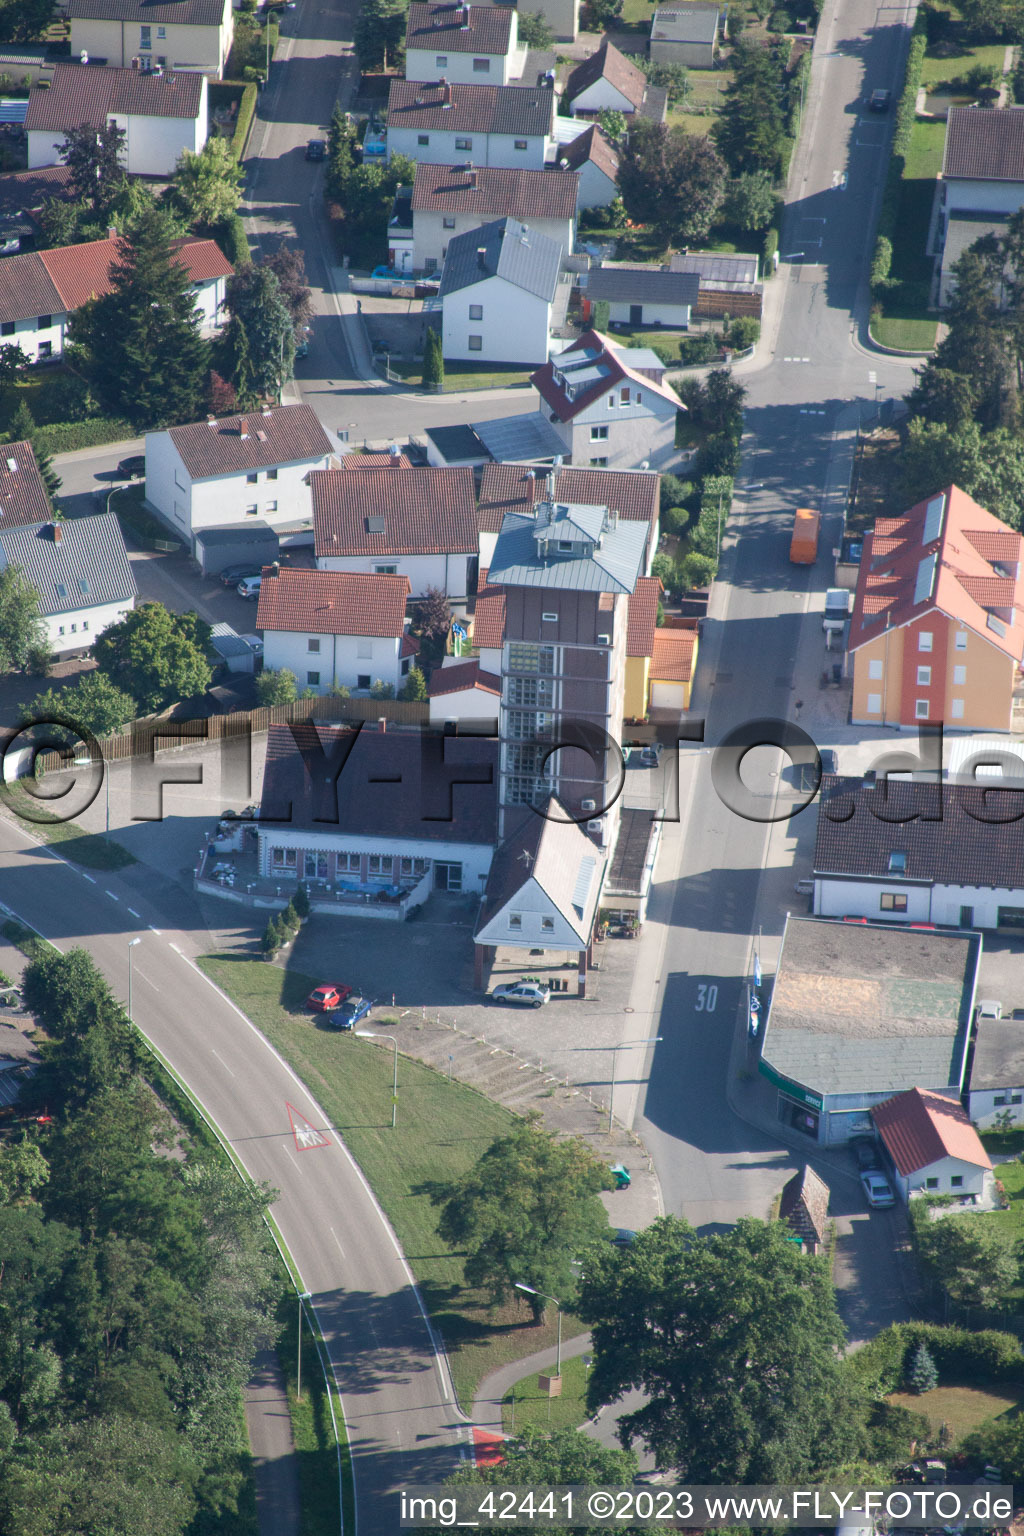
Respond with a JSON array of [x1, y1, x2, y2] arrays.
[[758, 1060, 823, 1112]]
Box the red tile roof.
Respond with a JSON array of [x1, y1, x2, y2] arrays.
[[626, 575, 661, 657], [428, 659, 501, 696], [848, 484, 1024, 663], [872, 1087, 992, 1177], [167, 403, 332, 479], [0, 251, 61, 328], [386, 78, 555, 139], [650, 626, 695, 681], [530, 328, 681, 421], [25, 64, 204, 135], [472, 567, 505, 649], [478, 461, 660, 531], [943, 106, 1024, 183], [565, 39, 646, 111], [311, 466, 478, 557], [405, 1, 514, 55], [558, 121, 619, 182], [3, 233, 234, 318], [255, 567, 411, 637], [0, 440, 54, 530], [339, 452, 414, 468], [168, 234, 234, 283], [411, 162, 579, 221]]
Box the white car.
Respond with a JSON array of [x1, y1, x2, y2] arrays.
[[492, 982, 548, 1008], [237, 575, 262, 599], [861, 1170, 895, 1209]]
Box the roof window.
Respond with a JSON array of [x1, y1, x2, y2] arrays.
[[888, 850, 907, 874]]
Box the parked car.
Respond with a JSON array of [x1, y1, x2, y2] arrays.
[[869, 88, 891, 110], [371, 264, 404, 280], [326, 995, 373, 1031], [492, 982, 548, 1008], [219, 563, 263, 588], [611, 1227, 637, 1247], [861, 1169, 895, 1208], [850, 1136, 880, 1171], [295, 325, 312, 358], [305, 983, 353, 1013], [238, 634, 263, 656], [117, 454, 146, 480], [237, 575, 262, 599], [306, 138, 326, 161]]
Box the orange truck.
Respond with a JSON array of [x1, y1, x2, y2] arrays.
[[789, 506, 820, 564]]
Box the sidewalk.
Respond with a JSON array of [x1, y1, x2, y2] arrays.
[[245, 1349, 301, 1536]]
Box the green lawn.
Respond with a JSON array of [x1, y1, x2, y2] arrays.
[[920, 41, 1006, 89], [984, 1149, 1024, 1239], [503, 1352, 592, 1436], [902, 116, 947, 180], [197, 955, 579, 1410], [666, 108, 713, 136], [888, 1384, 1023, 1443], [871, 312, 939, 350], [871, 115, 944, 355], [685, 67, 728, 108], [385, 360, 531, 391]]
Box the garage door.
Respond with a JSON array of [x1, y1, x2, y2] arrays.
[[650, 681, 686, 710]]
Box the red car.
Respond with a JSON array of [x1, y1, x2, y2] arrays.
[[305, 983, 353, 1013]]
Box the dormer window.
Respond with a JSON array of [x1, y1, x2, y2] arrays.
[[888, 851, 907, 874], [557, 540, 572, 552]]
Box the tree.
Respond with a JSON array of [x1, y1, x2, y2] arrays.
[[224, 264, 295, 400], [715, 41, 787, 175], [641, 58, 690, 103], [916, 1214, 1018, 1308], [255, 667, 298, 705], [0, 565, 45, 673], [26, 671, 137, 740], [170, 138, 244, 229], [724, 169, 777, 232], [418, 586, 451, 644], [582, 0, 623, 26], [399, 665, 427, 701], [326, 105, 360, 204], [578, 1216, 864, 1479], [369, 678, 395, 698], [8, 398, 36, 445], [423, 327, 445, 389], [618, 120, 726, 246], [337, 153, 417, 266], [219, 314, 259, 409], [57, 121, 129, 220], [680, 550, 718, 588], [21, 947, 117, 1042], [922, 247, 1016, 431], [92, 602, 212, 713], [0, 343, 27, 407], [205, 369, 238, 416], [516, 11, 554, 45], [430, 1118, 614, 1316], [907, 1340, 938, 1394], [353, 0, 408, 69], [73, 209, 209, 430], [293, 883, 310, 919], [596, 108, 628, 147], [0, 0, 58, 43], [264, 247, 313, 341]]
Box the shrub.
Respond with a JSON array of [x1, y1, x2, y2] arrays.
[[231, 84, 259, 162], [215, 211, 251, 268], [32, 418, 133, 455], [679, 332, 719, 366], [255, 667, 298, 705], [871, 234, 893, 290], [727, 316, 760, 349], [260, 917, 280, 955], [763, 225, 779, 271], [281, 900, 300, 932], [695, 431, 741, 478], [369, 679, 395, 699], [907, 1340, 938, 1394], [852, 1323, 1024, 1394], [293, 883, 311, 919], [680, 550, 717, 587]]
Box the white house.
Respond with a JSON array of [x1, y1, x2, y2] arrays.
[[405, 1, 526, 87], [67, 0, 234, 77], [439, 216, 563, 364], [558, 123, 620, 210], [583, 264, 699, 329], [872, 1087, 992, 1202], [393, 161, 578, 277], [311, 464, 479, 602], [938, 109, 1024, 305], [428, 657, 501, 727], [386, 79, 555, 170], [145, 403, 334, 551], [562, 38, 666, 121], [530, 328, 680, 468], [0, 512, 136, 656], [255, 566, 417, 696], [26, 65, 207, 177]]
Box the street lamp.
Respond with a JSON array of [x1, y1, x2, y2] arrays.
[[296, 1289, 312, 1401], [608, 1036, 662, 1133], [355, 1031, 399, 1128], [127, 936, 141, 1020], [514, 1282, 562, 1377]]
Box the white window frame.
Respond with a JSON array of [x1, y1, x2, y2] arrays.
[[953, 664, 966, 684], [955, 630, 968, 650], [918, 631, 933, 652], [916, 665, 931, 686], [866, 692, 881, 714], [951, 697, 965, 719], [915, 699, 929, 719]]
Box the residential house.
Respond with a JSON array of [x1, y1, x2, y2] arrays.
[[0, 165, 74, 255], [26, 64, 207, 176], [474, 799, 606, 991], [758, 915, 979, 1146], [583, 264, 699, 329], [563, 39, 667, 122], [811, 773, 1024, 931], [67, 0, 233, 77], [477, 460, 661, 570], [392, 161, 578, 277], [386, 79, 555, 169], [848, 485, 1024, 732], [311, 465, 479, 601], [428, 656, 501, 727], [529, 328, 681, 468], [487, 492, 651, 851], [939, 108, 1024, 305], [254, 566, 416, 696], [669, 248, 762, 324], [872, 1086, 992, 1202], [145, 404, 333, 551], [968, 1015, 1024, 1127], [624, 574, 660, 718], [939, 212, 1011, 307], [439, 216, 564, 364], [557, 123, 620, 210], [404, 2, 526, 86], [470, 565, 505, 672], [256, 721, 500, 898], [0, 511, 136, 656], [649, 620, 697, 710], [779, 1166, 830, 1254], [0, 231, 231, 363], [649, 3, 725, 68], [0, 440, 55, 532]]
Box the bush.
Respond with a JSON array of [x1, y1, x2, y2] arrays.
[[369, 679, 395, 699], [230, 83, 259, 162], [32, 417, 133, 455], [260, 916, 281, 955], [214, 211, 251, 268], [763, 224, 779, 271], [907, 1340, 939, 1393], [255, 667, 299, 705], [727, 316, 760, 349], [680, 550, 717, 587], [871, 234, 893, 289], [777, 134, 796, 184], [853, 1323, 1024, 1394], [293, 883, 310, 919], [281, 900, 300, 932], [679, 332, 719, 366], [695, 431, 741, 478]]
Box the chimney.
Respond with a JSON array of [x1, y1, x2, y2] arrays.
[[239, 421, 249, 440], [477, 244, 488, 270], [545, 468, 556, 499], [442, 80, 452, 104], [607, 507, 619, 529], [108, 226, 117, 239], [51, 522, 61, 543], [389, 443, 401, 459], [378, 716, 387, 733], [207, 416, 218, 430], [270, 560, 280, 576], [465, 167, 477, 188], [461, 1, 471, 24], [262, 405, 272, 416]]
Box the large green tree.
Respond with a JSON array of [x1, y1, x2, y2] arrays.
[[0, 0, 56, 42], [73, 208, 209, 429], [724, 168, 777, 232], [0, 565, 46, 673], [617, 120, 726, 246], [352, 0, 408, 68], [337, 152, 417, 266], [714, 41, 787, 175], [578, 1216, 865, 1479], [916, 1214, 1019, 1308], [170, 138, 244, 229], [92, 602, 212, 713], [223, 264, 295, 400], [26, 670, 137, 741], [57, 121, 129, 221], [264, 246, 313, 341]]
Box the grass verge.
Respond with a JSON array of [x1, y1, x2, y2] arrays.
[[503, 1351, 591, 1436], [888, 1383, 1022, 1443], [0, 783, 136, 870], [274, 1290, 346, 1536], [197, 953, 582, 1408], [383, 360, 532, 391]]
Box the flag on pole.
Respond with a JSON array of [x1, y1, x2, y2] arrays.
[[753, 952, 762, 989]]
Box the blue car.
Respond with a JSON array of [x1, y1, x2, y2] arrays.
[[326, 995, 373, 1031], [371, 264, 404, 280]]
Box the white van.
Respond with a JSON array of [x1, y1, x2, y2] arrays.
[[237, 575, 262, 600]]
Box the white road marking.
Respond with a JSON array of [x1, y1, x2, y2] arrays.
[[81, 872, 96, 884], [128, 908, 140, 919], [149, 925, 162, 935], [169, 942, 183, 954], [282, 1146, 300, 1172], [211, 1047, 235, 1077], [330, 1225, 346, 1258], [105, 890, 119, 901]]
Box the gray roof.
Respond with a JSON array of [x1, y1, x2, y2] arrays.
[[488, 501, 649, 592], [605, 806, 659, 895], [970, 1017, 1024, 1092], [651, 4, 722, 43], [611, 345, 666, 372], [210, 622, 253, 660], [423, 424, 491, 464], [470, 409, 567, 462], [194, 520, 278, 549], [439, 217, 563, 301], [943, 212, 1010, 272], [0, 511, 134, 617], [669, 249, 759, 286], [586, 266, 699, 306], [760, 916, 977, 1099]]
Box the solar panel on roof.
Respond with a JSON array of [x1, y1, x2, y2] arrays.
[[922, 493, 946, 544], [913, 552, 937, 607]]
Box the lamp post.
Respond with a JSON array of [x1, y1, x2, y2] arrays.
[[296, 1289, 312, 1401], [514, 1282, 562, 1377], [355, 1031, 398, 1128], [608, 1036, 662, 1133], [127, 936, 141, 1020]]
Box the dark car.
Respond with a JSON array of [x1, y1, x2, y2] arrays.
[[851, 1136, 880, 1172], [326, 995, 373, 1031], [306, 139, 326, 161], [218, 563, 263, 588], [869, 88, 891, 111], [117, 454, 146, 480]]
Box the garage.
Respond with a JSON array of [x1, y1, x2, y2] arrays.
[[650, 680, 687, 710], [648, 624, 698, 712]]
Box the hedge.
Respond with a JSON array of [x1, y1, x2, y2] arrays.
[[850, 1323, 1024, 1395], [215, 210, 251, 267], [763, 224, 779, 273], [34, 417, 134, 455], [869, 11, 927, 296], [230, 82, 259, 162]]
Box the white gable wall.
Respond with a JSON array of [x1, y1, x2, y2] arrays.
[[476, 871, 587, 947], [441, 270, 553, 363], [903, 1153, 987, 1202], [414, 207, 574, 274], [145, 431, 331, 542], [569, 78, 635, 114], [48, 597, 135, 654], [317, 550, 472, 602], [388, 124, 551, 169], [261, 628, 407, 695], [944, 177, 1024, 217]]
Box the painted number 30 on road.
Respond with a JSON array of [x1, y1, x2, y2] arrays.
[[695, 983, 718, 1012]]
